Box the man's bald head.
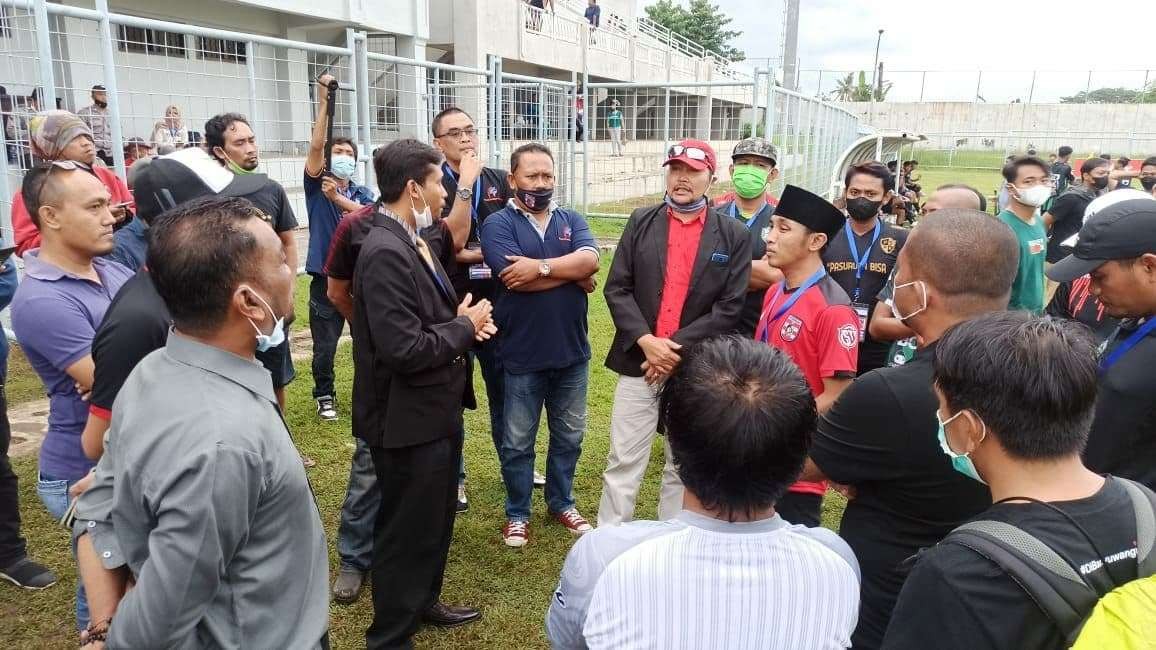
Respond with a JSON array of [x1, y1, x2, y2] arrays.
[[900, 209, 1018, 314], [925, 184, 985, 214]]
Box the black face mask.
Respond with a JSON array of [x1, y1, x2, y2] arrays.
[[516, 186, 553, 212], [1142, 177, 1156, 192], [94, 99, 107, 109], [846, 197, 882, 222], [1091, 176, 1109, 190]]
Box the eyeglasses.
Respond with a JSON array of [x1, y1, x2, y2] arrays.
[[28, 160, 94, 212], [667, 144, 710, 161], [436, 127, 478, 139]]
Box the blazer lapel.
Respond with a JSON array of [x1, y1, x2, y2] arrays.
[[687, 209, 721, 288], [653, 206, 670, 283], [376, 213, 456, 308]]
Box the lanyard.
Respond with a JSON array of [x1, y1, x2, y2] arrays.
[[728, 201, 766, 230], [1100, 318, 1156, 374], [758, 267, 827, 343], [443, 163, 482, 224], [844, 220, 883, 301]]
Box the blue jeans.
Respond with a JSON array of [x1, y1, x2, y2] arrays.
[[308, 273, 345, 400], [36, 472, 90, 630], [500, 361, 588, 521], [461, 342, 505, 483], [336, 438, 379, 573]]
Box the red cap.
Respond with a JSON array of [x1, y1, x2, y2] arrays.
[[663, 138, 716, 172]]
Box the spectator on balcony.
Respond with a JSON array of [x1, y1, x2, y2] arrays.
[[150, 104, 186, 150], [76, 85, 113, 167], [585, 0, 600, 28], [527, 0, 553, 31]]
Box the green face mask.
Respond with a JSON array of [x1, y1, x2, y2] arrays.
[[732, 165, 769, 199], [224, 155, 257, 175]]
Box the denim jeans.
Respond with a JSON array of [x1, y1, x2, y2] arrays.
[[336, 438, 380, 573], [500, 361, 588, 521], [36, 472, 90, 630], [459, 341, 505, 484], [309, 273, 345, 400]]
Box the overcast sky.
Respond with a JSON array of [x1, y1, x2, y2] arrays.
[[642, 1, 1156, 102]]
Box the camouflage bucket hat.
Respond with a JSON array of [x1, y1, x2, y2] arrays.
[[732, 137, 778, 165], [28, 110, 93, 161]]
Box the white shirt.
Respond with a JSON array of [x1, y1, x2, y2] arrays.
[[547, 510, 860, 650]]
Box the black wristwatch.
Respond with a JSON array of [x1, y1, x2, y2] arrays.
[[457, 186, 474, 202]]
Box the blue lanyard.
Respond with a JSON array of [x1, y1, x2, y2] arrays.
[[844, 220, 883, 301], [443, 163, 482, 224], [758, 267, 827, 343], [728, 201, 766, 230], [1100, 318, 1156, 374]]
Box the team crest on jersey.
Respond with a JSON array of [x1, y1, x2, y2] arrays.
[[880, 237, 896, 255], [837, 324, 858, 350], [485, 185, 500, 201], [780, 315, 803, 342]]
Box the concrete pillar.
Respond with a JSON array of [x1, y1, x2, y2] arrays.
[[628, 89, 639, 140]]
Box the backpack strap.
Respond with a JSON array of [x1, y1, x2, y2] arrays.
[[1117, 479, 1156, 577], [946, 520, 1097, 643]]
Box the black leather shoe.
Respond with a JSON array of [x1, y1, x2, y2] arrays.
[[422, 602, 481, 628]]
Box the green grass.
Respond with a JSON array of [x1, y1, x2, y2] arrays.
[[0, 264, 846, 649]]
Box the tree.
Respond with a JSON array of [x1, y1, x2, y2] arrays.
[[826, 70, 891, 102], [644, 0, 744, 62], [1061, 87, 1142, 104]]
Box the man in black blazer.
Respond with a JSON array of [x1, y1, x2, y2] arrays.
[[352, 139, 496, 649], [597, 139, 753, 527]]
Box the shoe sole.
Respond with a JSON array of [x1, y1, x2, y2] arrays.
[[332, 591, 361, 605], [503, 538, 528, 548], [561, 526, 592, 537], [0, 573, 57, 591], [422, 614, 482, 629]]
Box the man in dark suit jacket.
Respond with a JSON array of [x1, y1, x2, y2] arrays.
[[597, 139, 753, 527], [351, 140, 495, 649]]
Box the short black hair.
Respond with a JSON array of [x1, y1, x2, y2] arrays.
[[1080, 157, 1110, 176], [1026, 148, 1037, 156], [1117, 156, 1131, 167], [148, 196, 264, 335], [845, 161, 895, 193], [510, 142, 554, 173], [1142, 156, 1156, 169], [935, 312, 1098, 460], [331, 136, 357, 161], [204, 112, 250, 161], [1099, 153, 1112, 161], [935, 183, 987, 212], [431, 107, 472, 137], [1058, 145, 1073, 157], [21, 164, 99, 228], [1001, 155, 1049, 183], [372, 138, 443, 203], [903, 159, 918, 167], [659, 335, 816, 522], [904, 209, 1019, 311]]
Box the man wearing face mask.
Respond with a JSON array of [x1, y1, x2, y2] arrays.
[[997, 156, 1052, 313], [799, 209, 1019, 649], [823, 161, 909, 375], [599, 139, 752, 526], [353, 139, 496, 646], [1139, 156, 1156, 196], [304, 74, 375, 423], [1043, 157, 1109, 271], [884, 312, 1156, 650], [715, 137, 783, 336]]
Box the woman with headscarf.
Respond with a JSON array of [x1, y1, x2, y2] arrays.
[[11, 110, 136, 263], [150, 104, 185, 150]]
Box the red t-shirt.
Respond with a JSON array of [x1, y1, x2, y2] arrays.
[[755, 273, 859, 496], [14, 166, 135, 256], [655, 207, 706, 338]]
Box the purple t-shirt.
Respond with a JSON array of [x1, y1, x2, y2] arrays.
[[11, 251, 133, 480]]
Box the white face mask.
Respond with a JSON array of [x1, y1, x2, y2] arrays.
[[243, 287, 285, 352], [893, 280, 928, 323], [409, 184, 433, 230], [1013, 184, 1052, 208]]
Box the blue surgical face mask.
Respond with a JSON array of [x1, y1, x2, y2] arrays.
[[331, 154, 357, 181], [244, 287, 286, 352], [936, 409, 987, 484]]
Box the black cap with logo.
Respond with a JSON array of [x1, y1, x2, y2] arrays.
[[1047, 199, 1156, 282]]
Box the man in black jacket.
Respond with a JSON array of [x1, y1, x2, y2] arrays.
[[351, 139, 495, 648], [596, 139, 752, 527]]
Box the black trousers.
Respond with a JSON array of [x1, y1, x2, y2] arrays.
[[0, 383, 27, 568], [366, 432, 462, 650], [776, 491, 823, 528], [308, 274, 345, 399]]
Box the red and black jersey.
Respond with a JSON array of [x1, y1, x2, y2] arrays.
[[1046, 274, 1120, 342]]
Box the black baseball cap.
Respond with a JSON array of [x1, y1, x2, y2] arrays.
[[133, 147, 271, 223], [1047, 199, 1156, 282]]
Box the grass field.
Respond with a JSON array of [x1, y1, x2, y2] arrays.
[[0, 269, 848, 649]]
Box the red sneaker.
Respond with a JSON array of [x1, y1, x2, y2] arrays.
[[553, 508, 593, 536], [503, 520, 529, 548]]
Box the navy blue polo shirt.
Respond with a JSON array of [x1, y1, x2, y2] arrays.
[[480, 202, 598, 374], [304, 171, 375, 275]]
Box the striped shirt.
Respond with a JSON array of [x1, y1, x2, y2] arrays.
[[547, 510, 860, 650]]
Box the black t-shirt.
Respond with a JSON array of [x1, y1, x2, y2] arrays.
[[1085, 319, 1156, 490], [883, 476, 1144, 650], [719, 200, 773, 336], [242, 178, 298, 233], [810, 342, 992, 650], [89, 271, 171, 415], [440, 165, 512, 300], [1045, 275, 1119, 342], [1045, 189, 1092, 263], [1050, 161, 1074, 195], [821, 220, 908, 374]]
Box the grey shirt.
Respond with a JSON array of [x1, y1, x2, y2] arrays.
[[74, 331, 329, 649], [76, 104, 112, 152]]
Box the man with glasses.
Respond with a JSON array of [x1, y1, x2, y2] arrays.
[[598, 139, 752, 526], [998, 156, 1053, 313], [430, 107, 519, 510]]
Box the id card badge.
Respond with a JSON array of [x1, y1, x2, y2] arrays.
[[468, 263, 492, 280], [760, 226, 770, 244], [852, 301, 870, 342]]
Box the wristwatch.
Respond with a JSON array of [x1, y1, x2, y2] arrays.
[[538, 260, 552, 277], [456, 186, 474, 202]]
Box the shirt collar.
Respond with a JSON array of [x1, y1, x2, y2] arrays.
[[164, 329, 278, 405], [675, 509, 789, 534], [507, 197, 559, 217], [667, 205, 708, 224], [377, 205, 418, 245], [22, 249, 111, 282]]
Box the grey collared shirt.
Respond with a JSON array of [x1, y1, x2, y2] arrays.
[[75, 331, 329, 649], [76, 104, 112, 151]]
